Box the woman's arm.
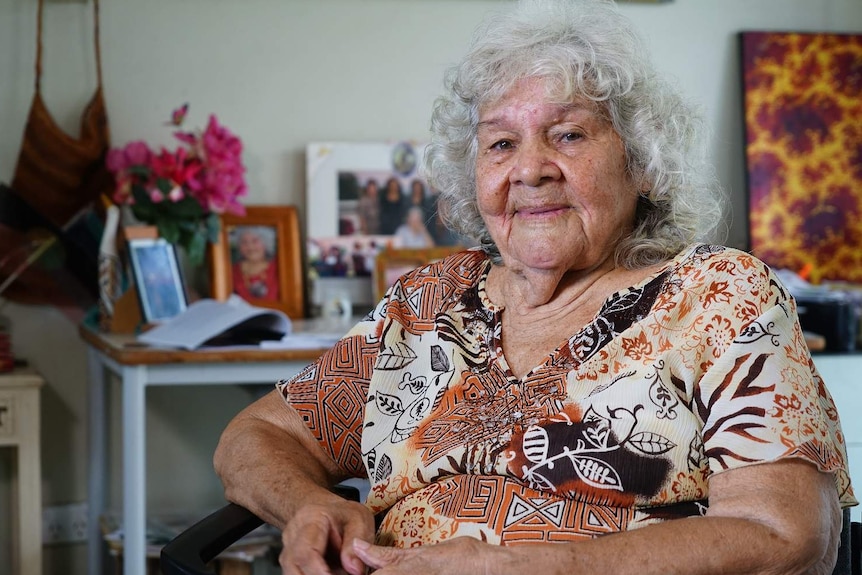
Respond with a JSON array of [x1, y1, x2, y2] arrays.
[[355, 459, 841, 575], [214, 390, 375, 575]]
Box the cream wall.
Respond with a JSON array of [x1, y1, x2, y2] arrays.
[[1, 0, 861, 573]]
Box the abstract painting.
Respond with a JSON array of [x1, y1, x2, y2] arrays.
[[741, 31, 862, 283]]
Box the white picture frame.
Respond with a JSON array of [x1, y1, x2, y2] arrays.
[[127, 237, 188, 323]]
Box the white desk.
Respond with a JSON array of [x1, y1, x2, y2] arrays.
[[81, 316, 356, 575], [0, 368, 43, 575]]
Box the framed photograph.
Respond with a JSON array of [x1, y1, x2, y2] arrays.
[[741, 31, 862, 283], [127, 237, 187, 324], [306, 142, 468, 280], [208, 205, 305, 319], [373, 246, 465, 301]]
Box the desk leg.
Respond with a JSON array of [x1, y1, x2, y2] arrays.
[[87, 349, 107, 575], [122, 365, 147, 575]]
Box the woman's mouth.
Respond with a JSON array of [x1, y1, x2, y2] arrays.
[[516, 205, 571, 217]]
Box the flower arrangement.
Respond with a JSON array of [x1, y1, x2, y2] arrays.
[[106, 110, 247, 265]]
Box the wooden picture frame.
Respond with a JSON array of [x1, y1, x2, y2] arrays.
[[208, 205, 305, 319], [373, 246, 464, 301], [127, 237, 188, 324]]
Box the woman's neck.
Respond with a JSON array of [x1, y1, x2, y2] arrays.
[[486, 254, 618, 311]]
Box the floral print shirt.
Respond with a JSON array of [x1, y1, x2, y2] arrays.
[[277, 244, 856, 547]]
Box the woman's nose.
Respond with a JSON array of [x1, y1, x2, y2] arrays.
[[509, 141, 562, 187]]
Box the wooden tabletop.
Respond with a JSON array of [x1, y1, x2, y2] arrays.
[[78, 315, 358, 366]]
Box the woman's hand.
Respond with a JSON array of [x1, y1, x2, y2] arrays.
[[279, 498, 375, 575], [352, 537, 498, 575]]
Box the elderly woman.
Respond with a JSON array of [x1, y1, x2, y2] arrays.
[[214, 1, 855, 574]]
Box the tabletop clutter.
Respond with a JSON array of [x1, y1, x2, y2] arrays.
[[776, 267, 862, 353]]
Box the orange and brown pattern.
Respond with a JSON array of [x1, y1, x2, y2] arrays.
[[742, 31, 862, 282], [278, 245, 855, 548]]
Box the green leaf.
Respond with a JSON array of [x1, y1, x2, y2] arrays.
[[128, 166, 150, 177], [157, 219, 180, 244], [131, 202, 157, 224], [205, 213, 221, 243], [155, 178, 173, 194], [185, 232, 207, 266], [169, 197, 205, 218]]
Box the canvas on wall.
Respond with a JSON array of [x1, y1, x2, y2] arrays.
[[742, 31, 862, 283]]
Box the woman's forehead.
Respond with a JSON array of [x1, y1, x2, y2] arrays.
[[478, 76, 602, 120]]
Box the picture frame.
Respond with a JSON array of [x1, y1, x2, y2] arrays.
[[126, 237, 188, 324], [306, 142, 467, 281], [208, 205, 305, 319], [373, 246, 465, 301]]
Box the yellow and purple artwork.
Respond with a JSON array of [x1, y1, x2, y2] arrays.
[[742, 31, 862, 283]]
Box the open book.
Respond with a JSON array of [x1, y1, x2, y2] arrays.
[[137, 295, 292, 350]]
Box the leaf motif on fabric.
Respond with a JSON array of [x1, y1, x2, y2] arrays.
[[430, 344, 450, 372], [407, 397, 430, 421], [571, 455, 623, 491], [522, 425, 550, 464], [628, 431, 676, 455], [366, 449, 377, 473], [649, 376, 679, 420], [375, 392, 404, 416], [398, 372, 427, 395], [582, 406, 611, 449], [687, 434, 706, 471], [375, 341, 418, 370], [375, 453, 393, 483]]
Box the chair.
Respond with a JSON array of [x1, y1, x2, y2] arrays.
[[161, 495, 859, 575], [160, 484, 359, 575]]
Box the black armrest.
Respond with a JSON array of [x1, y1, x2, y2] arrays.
[[160, 503, 263, 575], [160, 484, 361, 575]]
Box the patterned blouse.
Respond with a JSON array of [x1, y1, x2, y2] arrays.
[[277, 244, 856, 547]]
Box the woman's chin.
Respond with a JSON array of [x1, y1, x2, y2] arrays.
[[500, 240, 582, 272]]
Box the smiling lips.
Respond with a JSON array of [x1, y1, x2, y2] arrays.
[[516, 204, 572, 217]]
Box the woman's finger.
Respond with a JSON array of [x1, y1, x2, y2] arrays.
[[352, 539, 404, 570], [281, 514, 336, 575], [337, 506, 377, 575]]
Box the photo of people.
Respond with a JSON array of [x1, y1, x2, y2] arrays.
[[307, 235, 391, 278], [306, 142, 472, 283], [228, 225, 280, 301], [337, 170, 461, 248]]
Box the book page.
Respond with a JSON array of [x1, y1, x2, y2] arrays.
[[138, 295, 291, 350]]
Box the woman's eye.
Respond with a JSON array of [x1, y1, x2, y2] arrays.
[[561, 132, 583, 142], [491, 140, 513, 151]]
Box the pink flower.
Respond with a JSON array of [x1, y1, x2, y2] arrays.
[[181, 114, 247, 215], [105, 110, 247, 262], [106, 140, 153, 173], [167, 186, 185, 202]]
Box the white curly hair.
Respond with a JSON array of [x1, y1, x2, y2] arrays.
[[424, 0, 726, 267]]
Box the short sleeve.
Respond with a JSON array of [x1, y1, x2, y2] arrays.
[[275, 314, 382, 478], [695, 298, 856, 507]]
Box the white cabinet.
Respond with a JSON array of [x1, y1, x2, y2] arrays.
[[0, 368, 43, 575], [813, 355, 862, 521]]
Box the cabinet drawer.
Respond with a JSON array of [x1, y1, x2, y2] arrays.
[[0, 394, 14, 439]]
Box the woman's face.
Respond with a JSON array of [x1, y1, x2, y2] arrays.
[[475, 76, 640, 273], [238, 229, 267, 262], [386, 180, 400, 201]]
